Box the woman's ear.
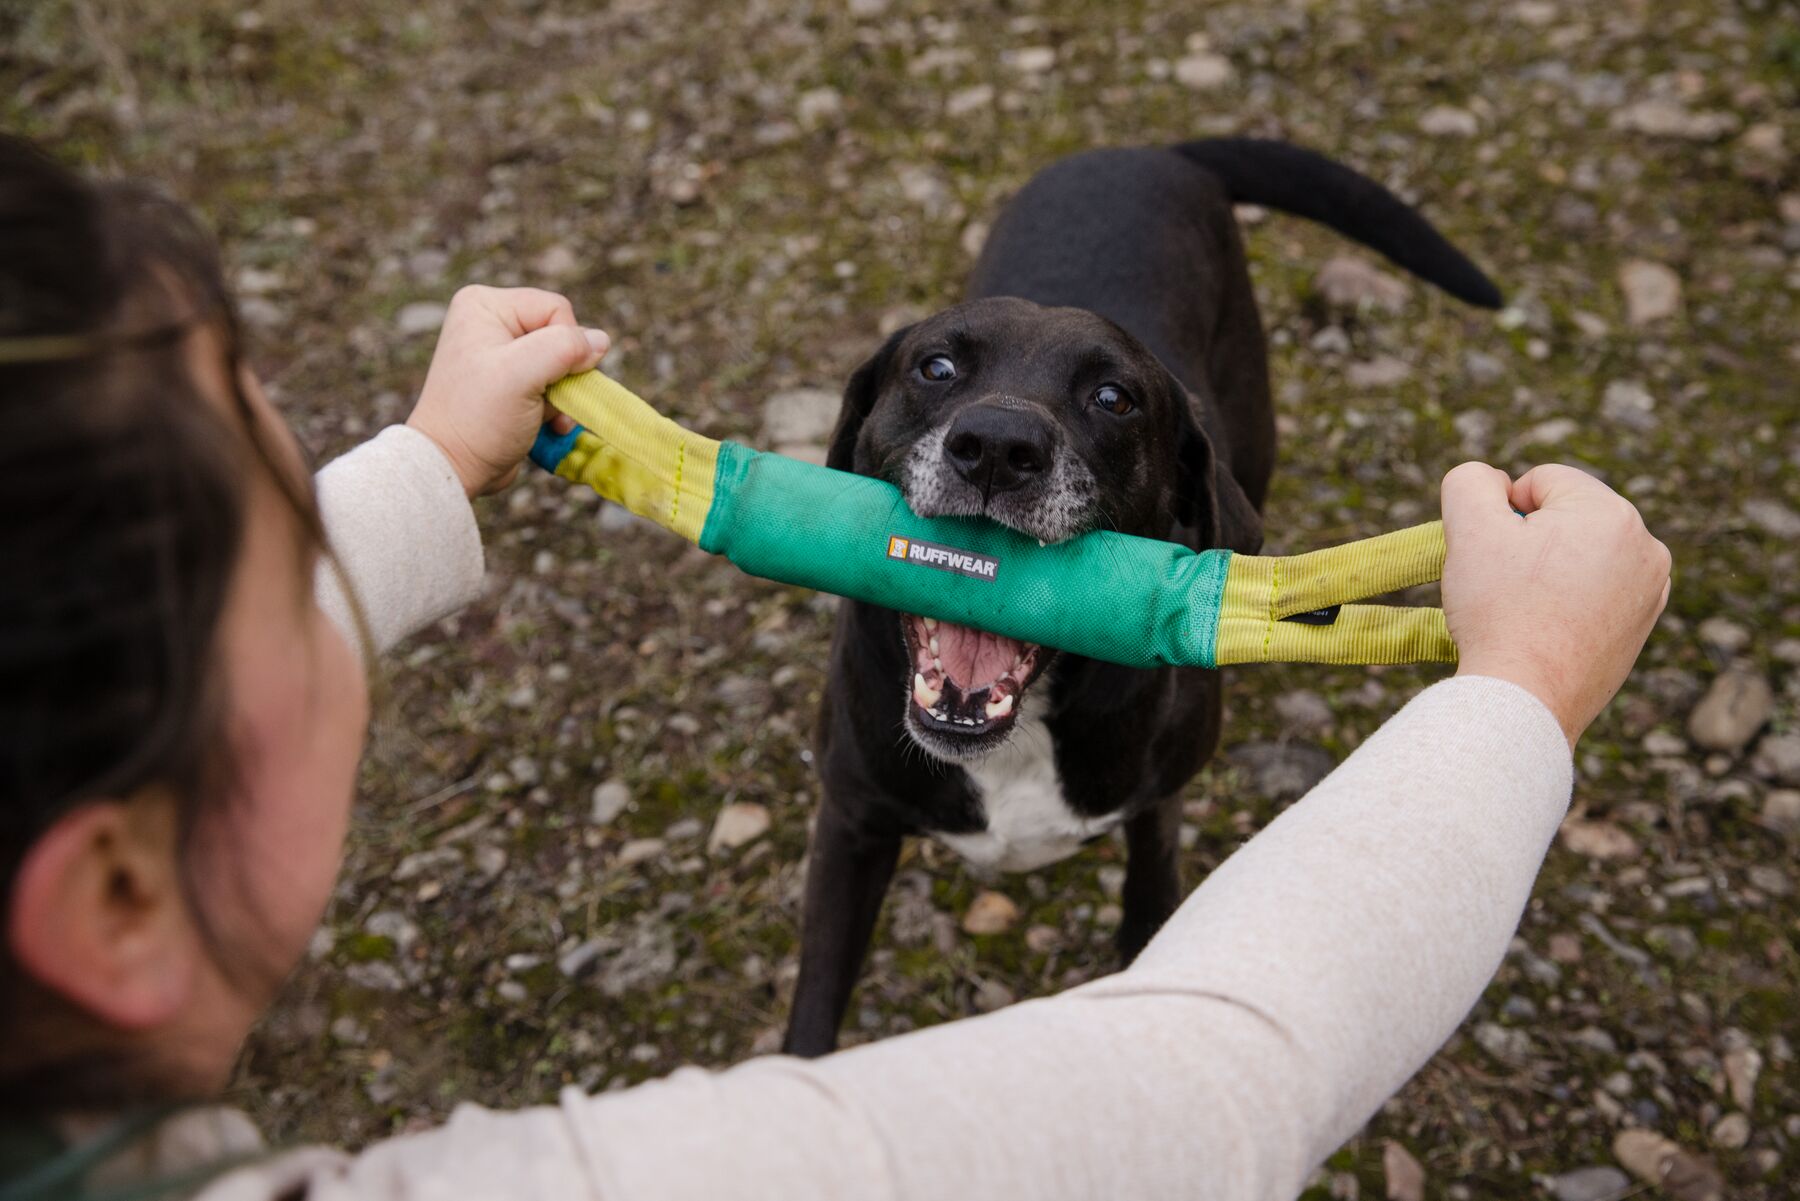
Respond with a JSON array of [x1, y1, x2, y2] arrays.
[[1173, 384, 1263, 555], [826, 325, 914, 473], [7, 794, 201, 1030]]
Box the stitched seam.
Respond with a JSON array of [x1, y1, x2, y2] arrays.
[[671, 436, 687, 525], [1262, 559, 1281, 660]]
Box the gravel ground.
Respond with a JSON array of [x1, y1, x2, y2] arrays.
[[6, 1, 1798, 1197]]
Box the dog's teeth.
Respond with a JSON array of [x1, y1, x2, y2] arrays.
[[929, 637, 940, 655], [985, 693, 1014, 720], [930, 708, 946, 720], [1037, 539, 1046, 548], [913, 672, 942, 709], [932, 657, 943, 672], [924, 617, 937, 631]]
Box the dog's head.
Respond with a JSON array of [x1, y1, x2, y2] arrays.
[[830, 296, 1261, 762]]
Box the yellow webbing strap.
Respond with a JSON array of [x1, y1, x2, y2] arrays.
[[1215, 521, 1456, 666], [545, 370, 720, 544]]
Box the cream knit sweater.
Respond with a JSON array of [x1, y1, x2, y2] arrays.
[[203, 427, 1575, 1201]]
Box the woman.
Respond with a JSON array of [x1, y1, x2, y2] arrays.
[[0, 134, 1670, 1200]]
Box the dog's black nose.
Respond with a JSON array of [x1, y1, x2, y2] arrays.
[[943, 404, 1055, 496]]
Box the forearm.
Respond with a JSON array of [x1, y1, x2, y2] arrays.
[[312, 425, 485, 659]]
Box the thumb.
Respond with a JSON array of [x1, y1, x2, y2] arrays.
[[499, 325, 609, 398], [1440, 461, 1515, 533], [1508, 463, 1597, 516]]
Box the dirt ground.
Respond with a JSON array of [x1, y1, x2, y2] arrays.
[[6, 0, 1798, 1196]]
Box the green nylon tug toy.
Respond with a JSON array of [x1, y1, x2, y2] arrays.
[[529, 369, 1457, 671]]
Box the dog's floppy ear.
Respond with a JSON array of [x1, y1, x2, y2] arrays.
[[827, 325, 913, 473], [1173, 386, 1263, 555]]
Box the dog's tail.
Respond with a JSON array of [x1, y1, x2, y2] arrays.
[[1172, 138, 1503, 309]]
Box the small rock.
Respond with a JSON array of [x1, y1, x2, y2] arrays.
[[1618, 260, 1681, 325], [1743, 499, 1800, 539], [1419, 105, 1479, 136], [667, 713, 702, 736], [591, 779, 631, 824], [1559, 818, 1641, 862], [1724, 1043, 1763, 1110], [532, 243, 580, 281], [972, 978, 1016, 1012], [1543, 1165, 1629, 1201], [1006, 46, 1056, 74], [1568, 1026, 1618, 1056], [763, 387, 841, 447], [1751, 733, 1800, 785], [1760, 789, 1800, 834], [1315, 255, 1412, 312], [1600, 380, 1656, 430], [1231, 741, 1336, 800], [1611, 98, 1738, 141], [1646, 925, 1699, 961], [1711, 1112, 1751, 1150], [1696, 616, 1751, 654], [795, 86, 843, 128], [1548, 933, 1583, 964], [708, 802, 772, 853], [395, 301, 448, 336], [960, 220, 989, 258], [962, 889, 1021, 935], [1474, 1021, 1533, 1065], [1346, 356, 1412, 388], [1614, 1129, 1680, 1185], [665, 817, 704, 842], [365, 910, 420, 954], [473, 844, 507, 880], [1024, 924, 1061, 953], [615, 837, 666, 868], [1174, 52, 1235, 91], [1515, 417, 1579, 448], [1381, 1141, 1425, 1201], [1463, 350, 1506, 384], [945, 84, 994, 118], [1686, 670, 1774, 752], [1643, 730, 1688, 757], [1732, 122, 1788, 182], [1274, 689, 1333, 733]]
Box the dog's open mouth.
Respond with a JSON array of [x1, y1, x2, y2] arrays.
[[901, 613, 1049, 753]]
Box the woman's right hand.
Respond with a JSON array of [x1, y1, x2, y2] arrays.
[[1440, 462, 1672, 748]]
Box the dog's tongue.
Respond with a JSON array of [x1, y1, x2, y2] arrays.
[[937, 621, 1023, 688]]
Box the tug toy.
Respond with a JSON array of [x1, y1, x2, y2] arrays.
[[530, 371, 1456, 670]]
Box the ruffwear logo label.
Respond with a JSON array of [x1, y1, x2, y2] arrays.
[[886, 535, 999, 581]]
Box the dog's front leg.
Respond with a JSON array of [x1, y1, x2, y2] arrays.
[[1116, 798, 1183, 963], [782, 800, 902, 1057]]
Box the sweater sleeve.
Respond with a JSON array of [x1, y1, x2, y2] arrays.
[[312, 425, 485, 660], [237, 675, 1571, 1201]]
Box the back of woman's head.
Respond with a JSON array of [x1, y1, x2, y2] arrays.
[[0, 135, 322, 1109]]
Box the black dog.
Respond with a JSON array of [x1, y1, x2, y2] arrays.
[[784, 139, 1500, 1057]]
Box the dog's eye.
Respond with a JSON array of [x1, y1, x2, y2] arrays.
[[919, 355, 958, 383], [1093, 384, 1134, 415]]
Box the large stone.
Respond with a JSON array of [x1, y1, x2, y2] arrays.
[[1618, 260, 1681, 325], [1751, 733, 1800, 785], [1686, 670, 1773, 752]]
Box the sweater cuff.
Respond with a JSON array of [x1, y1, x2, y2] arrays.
[[313, 425, 485, 661]]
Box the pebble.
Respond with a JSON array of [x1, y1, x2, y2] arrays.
[[1748, 863, 1792, 897], [591, 779, 631, 824], [962, 889, 1021, 935], [1613, 1129, 1679, 1184], [1568, 1026, 1618, 1056], [1743, 498, 1800, 539], [1723, 1042, 1763, 1110], [1274, 689, 1333, 733], [665, 817, 704, 842], [1548, 933, 1583, 964], [1600, 380, 1656, 430], [1473, 1021, 1533, 1064], [1346, 356, 1412, 388], [1559, 818, 1641, 862], [1618, 259, 1682, 325], [1643, 730, 1687, 757], [1695, 616, 1751, 654], [708, 802, 772, 853], [795, 86, 843, 128], [1419, 105, 1479, 136], [1686, 670, 1774, 752], [1610, 98, 1738, 141], [395, 301, 448, 336], [531, 243, 580, 281], [972, 978, 1016, 1012], [1463, 349, 1506, 384], [1381, 1141, 1425, 1201], [763, 387, 841, 447], [1024, 924, 1061, 953], [1542, 1166, 1629, 1201], [615, 837, 666, 868], [1751, 733, 1800, 785], [1314, 255, 1411, 312], [1710, 1112, 1750, 1150], [1230, 741, 1335, 800], [1760, 789, 1800, 834], [1174, 52, 1235, 91], [1646, 925, 1699, 961], [1006, 46, 1056, 74]]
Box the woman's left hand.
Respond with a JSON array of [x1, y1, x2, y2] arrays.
[[406, 285, 610, 498]]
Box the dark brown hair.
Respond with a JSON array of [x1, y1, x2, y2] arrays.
[[0, 134, 328, 1111]]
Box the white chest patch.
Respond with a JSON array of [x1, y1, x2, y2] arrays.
[[929, 697, 1125, 873]]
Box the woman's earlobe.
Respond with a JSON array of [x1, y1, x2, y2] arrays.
[[8, 795, 200, 1030]]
